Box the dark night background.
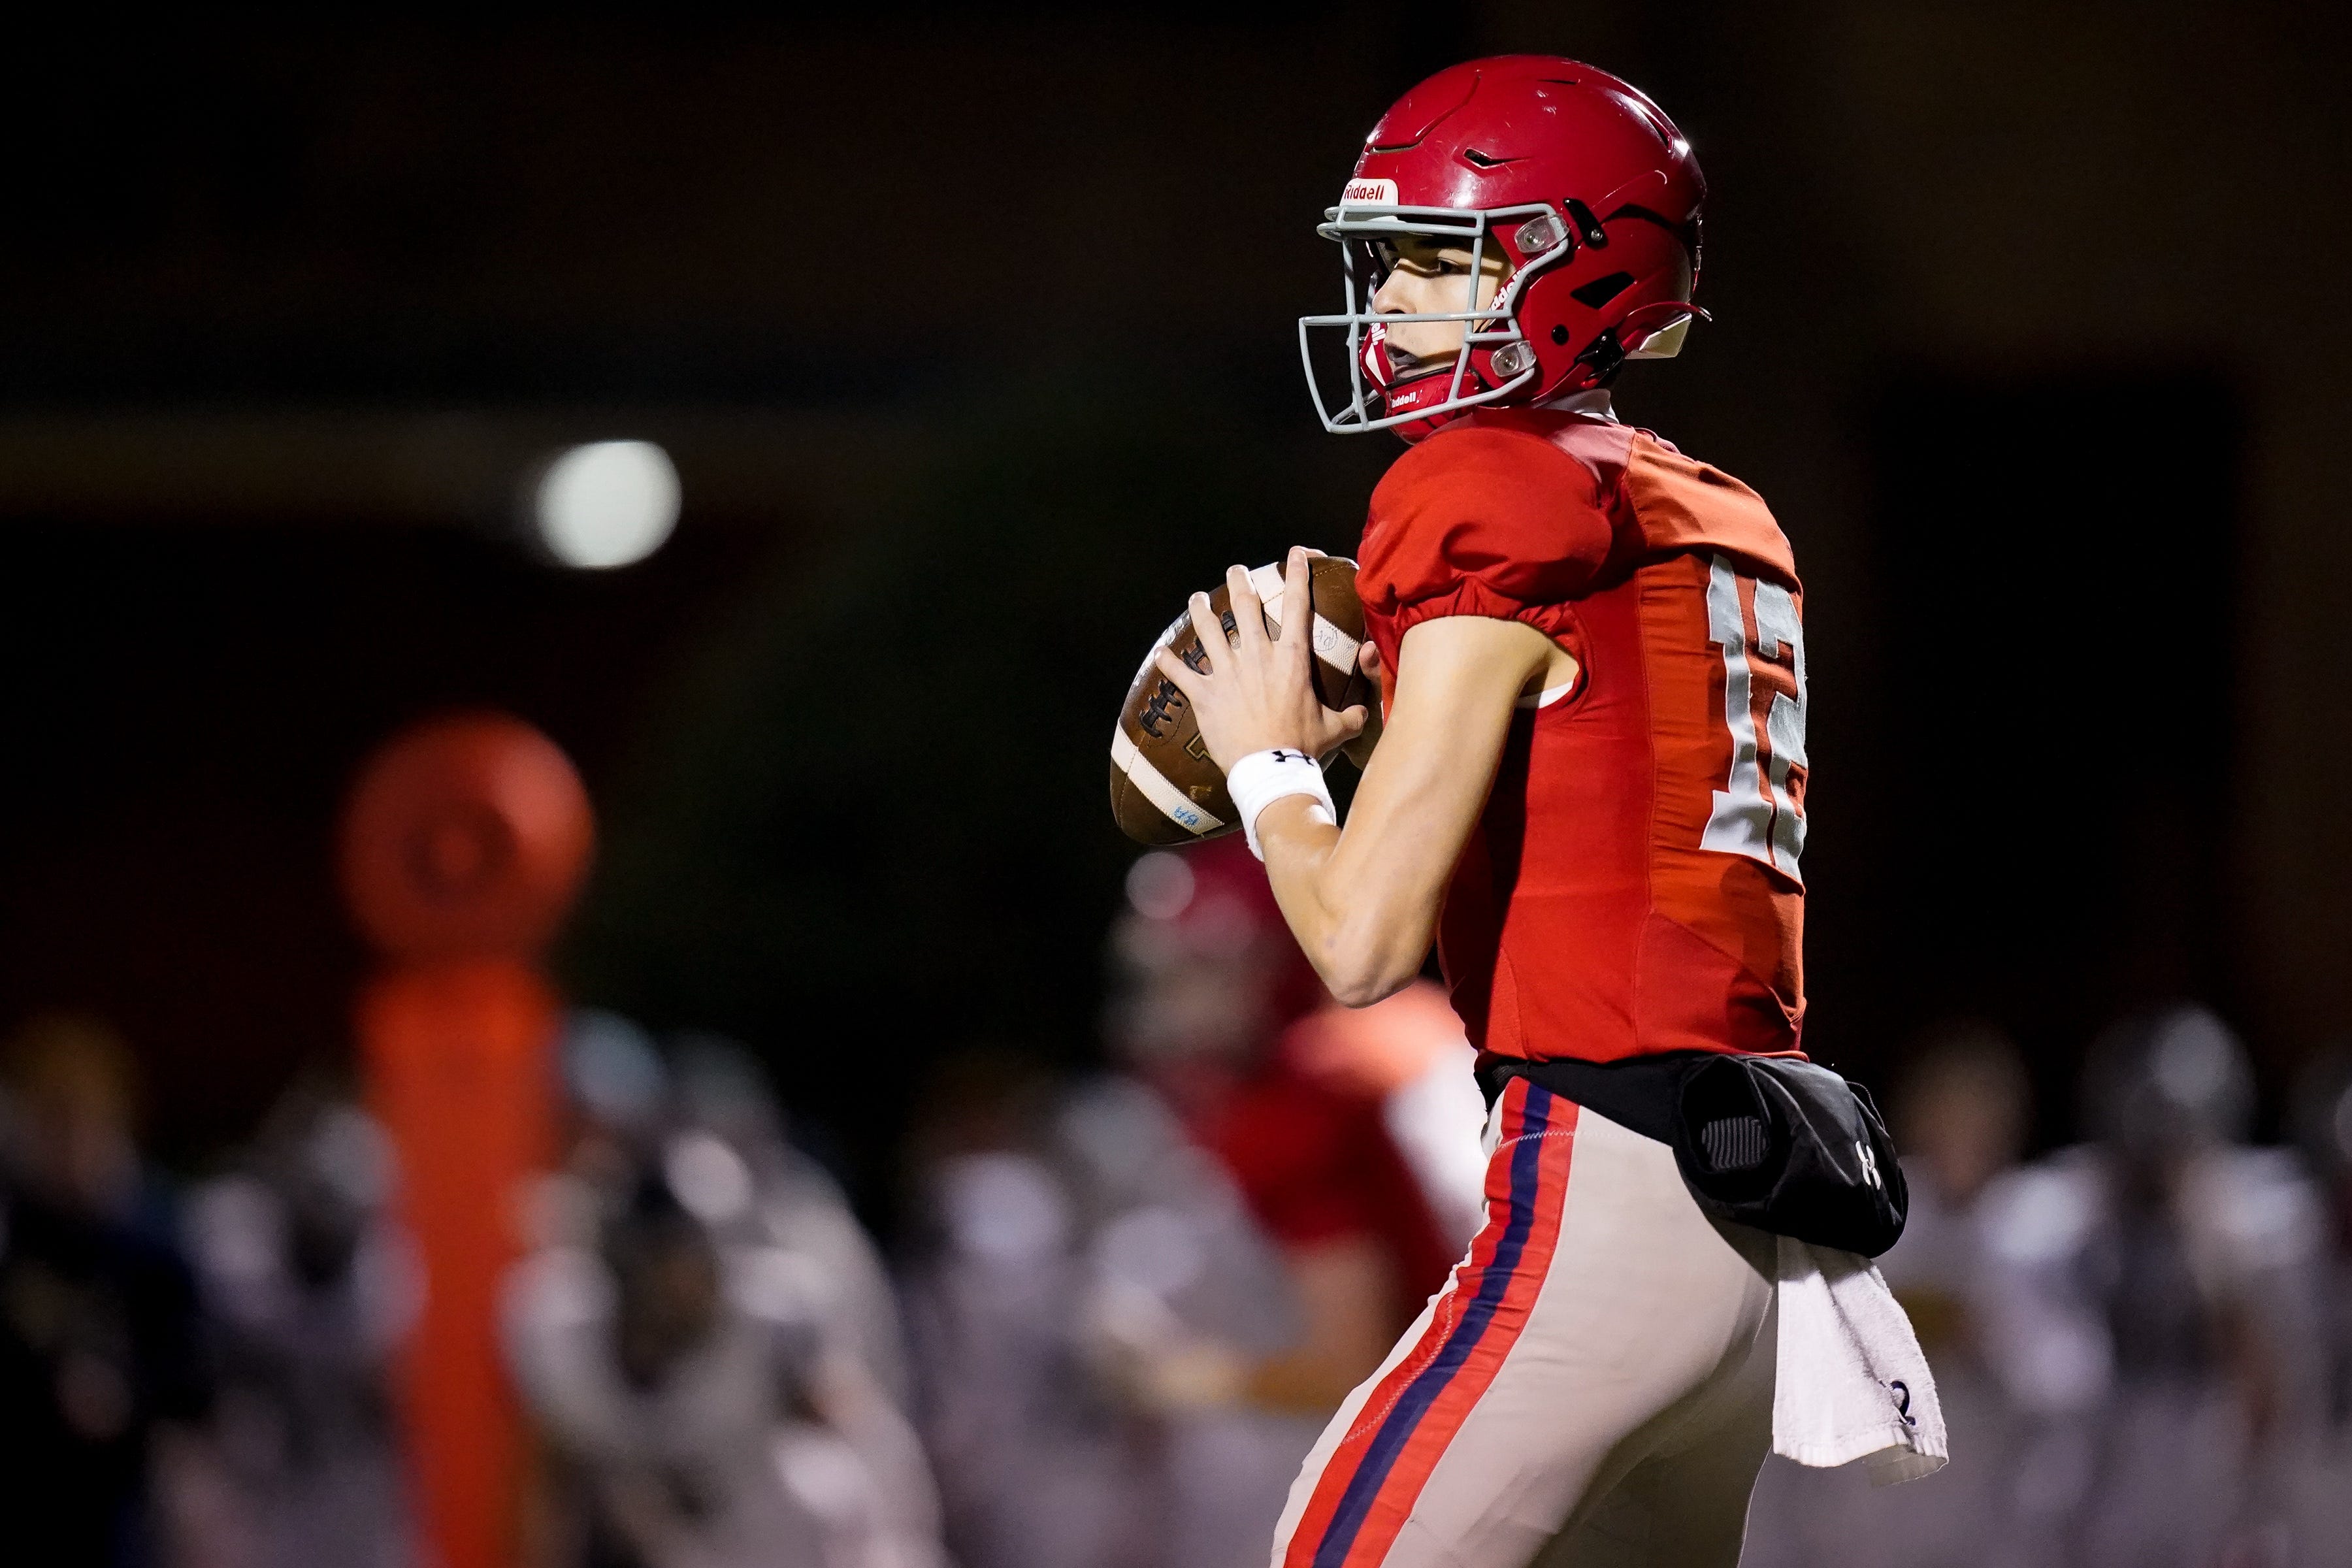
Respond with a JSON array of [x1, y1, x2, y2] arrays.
[[0, 5, 2344, 1207]]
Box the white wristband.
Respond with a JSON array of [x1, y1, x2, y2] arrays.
[[1226, 747, 1336, 860]]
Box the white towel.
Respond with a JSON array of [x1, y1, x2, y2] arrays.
[[1771, 1235, 1948, 1484]]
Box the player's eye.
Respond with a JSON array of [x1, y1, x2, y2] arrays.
[[1386, 244, 1456, 278]]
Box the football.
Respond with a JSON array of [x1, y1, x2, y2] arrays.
[[1109, 556, 1375, 845]]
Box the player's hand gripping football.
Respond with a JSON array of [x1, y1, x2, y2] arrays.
[[1153, 547, 1373, 771]]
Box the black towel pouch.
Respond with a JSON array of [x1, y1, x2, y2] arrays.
[[1479, 1051, 1908, 1258]]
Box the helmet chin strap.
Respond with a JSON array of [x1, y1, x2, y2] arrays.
[[1568, 304, 1705, 391], [1575, 329, 1627, 387]]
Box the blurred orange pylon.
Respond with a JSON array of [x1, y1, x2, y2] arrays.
[[340, 713, 594, 1568]]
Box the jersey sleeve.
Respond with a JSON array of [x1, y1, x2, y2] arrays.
[[1356, 425, 1618, 645]]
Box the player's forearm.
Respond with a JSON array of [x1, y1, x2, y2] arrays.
[[1259, 725, 1502, 1005], [1260, 619, 1541, 1005], [1258, 800, 1436, 1007]]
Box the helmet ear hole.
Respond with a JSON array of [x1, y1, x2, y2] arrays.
[[1569, 271, 1636, 309]]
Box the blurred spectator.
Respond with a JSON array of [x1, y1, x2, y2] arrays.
[[907, 843, 1482, 1568], [1980, 1006, 2323, 1567], [1107, 843, 1465, 1357], [178, 1079, 416, 1568], [904, 1049, 1288, 1568], [2287, 1045, 2352, 1558], [510, 1011, 943, 1568], [1744, 1021, 2034, 1568], [0, 1011, 211, 1567], [561, 1010, 674, 1188], [670, 1034, 910, 1406], [1108, 841, 1470, 1568]]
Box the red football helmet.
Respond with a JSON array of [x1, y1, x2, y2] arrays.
[[1299, 57, 1707, 441]]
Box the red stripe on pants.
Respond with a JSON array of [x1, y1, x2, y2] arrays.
[[1281, 1080, 1580, 1567]]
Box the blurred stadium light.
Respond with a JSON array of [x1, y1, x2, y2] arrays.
[[0, 408, 924, 534], [529, 440, 679, 569]]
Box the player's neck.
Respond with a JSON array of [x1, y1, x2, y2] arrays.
[[1536, 386, 1617, 421]]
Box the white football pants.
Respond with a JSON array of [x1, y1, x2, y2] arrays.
[[1267, 1075, 1778, 1568]]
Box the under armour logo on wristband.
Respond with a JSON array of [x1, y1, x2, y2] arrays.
[[1227, 747, 1337, 860]]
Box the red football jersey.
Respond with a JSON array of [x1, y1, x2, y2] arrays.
[[1357, 404, 1806, 1063]]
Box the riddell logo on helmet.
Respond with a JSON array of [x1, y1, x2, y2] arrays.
[[1341, 178, 1398, 206]]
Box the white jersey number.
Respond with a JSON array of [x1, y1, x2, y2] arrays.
[[1699, 553, 1808, 882]]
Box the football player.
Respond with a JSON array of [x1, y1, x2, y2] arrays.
[[1152, 57, 1818, 1567]]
